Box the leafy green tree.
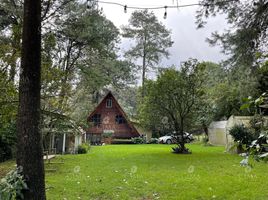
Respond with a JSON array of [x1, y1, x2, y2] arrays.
[[0, 0, 135, 161], [195, 1, 268, 119], [196, 0, 268, 108], [195, 62, 223, 131], [196, 0, 268, 68], [141, 59, 205, 153], [0, 0, 74, 83], [256, 54, 268, 95], [39, 3, 130, 130], [122, 9, 173, 97], [0, 0, 22, 82], [197, 61, 259, 120]]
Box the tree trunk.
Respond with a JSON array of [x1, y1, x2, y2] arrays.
[[58, 73, 69, 110], [16, 0, 46, 199], [141, 55, 146, 98], [203, 124, 209, 137], [177, 119, 187, 152], [141, 36, 147, 98], [202, 123, 209, 143]]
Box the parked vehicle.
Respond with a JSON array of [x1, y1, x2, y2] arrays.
[[158, 132, 194, 144]]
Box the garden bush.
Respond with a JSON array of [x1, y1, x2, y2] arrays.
[[148, 138, 159, 144], [131, 137, 145, 144], [229, 124, 255, 146], [0, 167, 27, 200], [77, 143, 90, 154]]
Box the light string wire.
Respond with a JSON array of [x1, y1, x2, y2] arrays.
[[86, 0, 238, 19], [89, 0, 238, 10]]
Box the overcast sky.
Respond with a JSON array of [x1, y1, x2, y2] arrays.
[[98, 0, 228, 78]]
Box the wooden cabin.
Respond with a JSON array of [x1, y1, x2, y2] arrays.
[[86, 91, 140, 144]]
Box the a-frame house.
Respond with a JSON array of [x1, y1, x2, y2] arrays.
[[86, 91, 140, 144]]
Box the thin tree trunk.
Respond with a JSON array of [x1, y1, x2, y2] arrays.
[[203, 123, 209, 140], [16, 0, 46, 198], [58, 73, 68, 110], [141, 36, 147, 98], [141, 56, 146, 97], [179, 118, 186, 151]]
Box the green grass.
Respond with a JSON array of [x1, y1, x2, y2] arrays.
[[1, 144, 268, 199]]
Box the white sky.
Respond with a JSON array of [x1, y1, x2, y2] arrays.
[[98, 0, 228, 79]]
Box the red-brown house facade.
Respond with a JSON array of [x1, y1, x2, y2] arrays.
[[86, 92, 140, 143]]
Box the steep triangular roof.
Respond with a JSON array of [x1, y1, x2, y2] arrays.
[[87, 91, 139, 135]]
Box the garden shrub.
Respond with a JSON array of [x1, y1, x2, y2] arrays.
[[0, 167, 28, 200], [78, 143, 90, 154], [229, 124, 255, 147], [131, 137, 145, 144], [148, 138, 159, 144]]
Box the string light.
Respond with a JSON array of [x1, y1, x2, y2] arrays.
[[87, 0, 98, 10], [86, 0, 90, 9], [87, 0, 238, 19], [163, 6, 167, 19]]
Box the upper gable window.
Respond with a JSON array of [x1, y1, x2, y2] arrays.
[[115, 115, 126, 124], [106, 98, 112, 108], [91, 114, 101, 126]]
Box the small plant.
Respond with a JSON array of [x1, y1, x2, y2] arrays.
[[148, 138, 159, 144], [131, 137, 145, 144], [77, 143, 90, 154], [0, 167, 27, 200], [229, 124, 255, 152]]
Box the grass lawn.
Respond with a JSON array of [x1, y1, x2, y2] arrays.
[[1, 144, 268, 199]]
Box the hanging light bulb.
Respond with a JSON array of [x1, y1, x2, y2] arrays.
[[87, 0, 99, 10], [164, 6, 167, 19], [124, 5, 127, 13], [87, 0, 94, 9]]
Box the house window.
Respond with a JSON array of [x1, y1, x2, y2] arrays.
[[115, 115, 126, 124], [91, 114, 101, 126], [106, 99, 112, 108]]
